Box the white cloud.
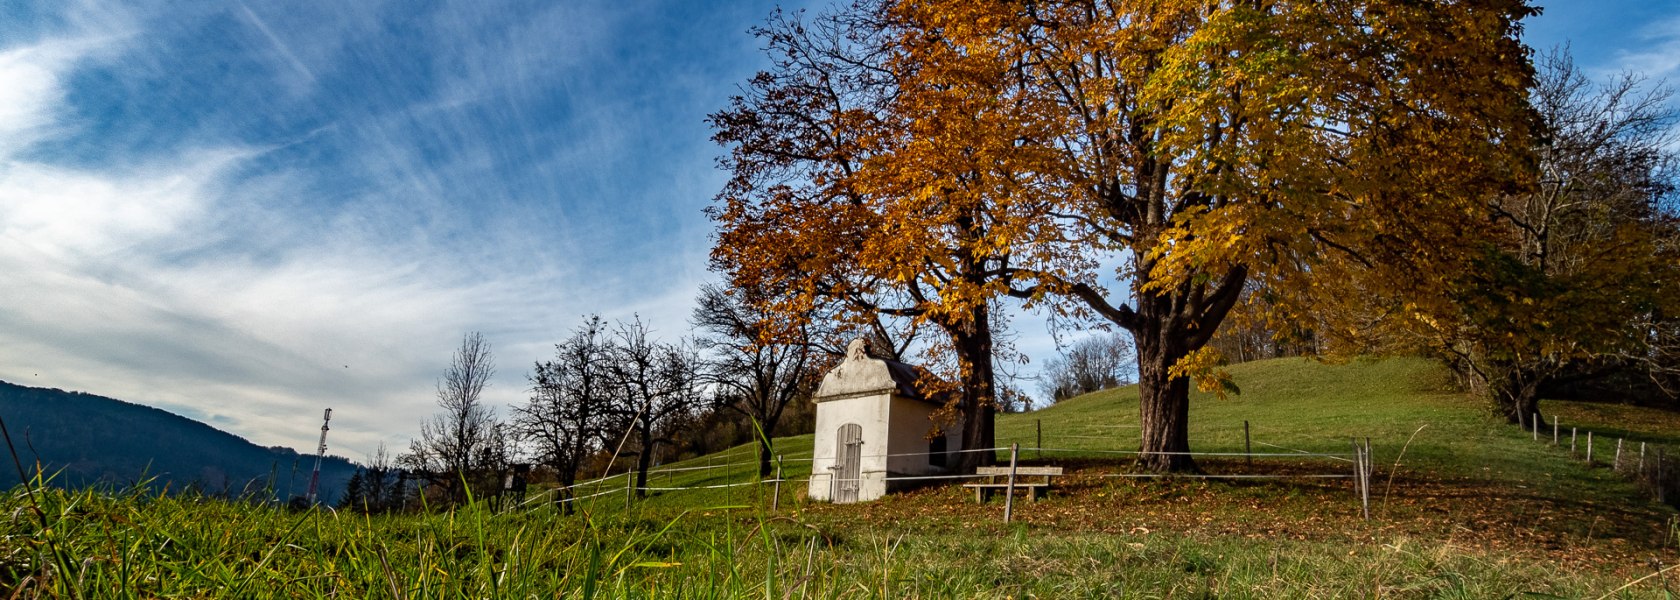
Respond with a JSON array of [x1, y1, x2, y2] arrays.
[[0, 32, 508, 456], [0, 0, 806, 462], [1613, 15, 1680, 81]]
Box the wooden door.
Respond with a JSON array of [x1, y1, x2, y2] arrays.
[[833, 423, 863, 503]]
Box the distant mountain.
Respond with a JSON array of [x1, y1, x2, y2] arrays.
[[0, 380, 357, 503]]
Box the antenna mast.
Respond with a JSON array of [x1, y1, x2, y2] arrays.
[[305, 408, 332, 506]]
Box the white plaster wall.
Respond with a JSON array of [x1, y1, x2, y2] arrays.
[[808, 392, 891, 502], [885, 397, 941, 476]]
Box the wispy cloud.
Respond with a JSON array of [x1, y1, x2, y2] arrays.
[[1613, 15, 1680, 82], [0, 0, 796, 460], [234, 2, 318, 93]]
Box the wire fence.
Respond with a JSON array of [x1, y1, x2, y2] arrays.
[[1522, 411, 1674, 506], [510, 427, 1380, 522]]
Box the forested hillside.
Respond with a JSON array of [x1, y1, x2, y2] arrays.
[[0, 381, 355, 502]]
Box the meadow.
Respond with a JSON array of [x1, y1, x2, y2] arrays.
[[4, 357, 1678, 598]]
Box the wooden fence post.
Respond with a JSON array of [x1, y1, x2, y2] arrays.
[[1003, 444, 1020, 524], [772, 455, 783, 513], [1587, 432, 1594, 464], [1615, 439, 1624, 472], [1552, 417, 1559, 446], [1658, 449, 1666, 504], [1532, 413, 1539, 441], [1571, 427, 1578, 455], [1357, 436, 1370, 517], [1245, 421, 1253, 469], [1640, 442, 1647, 474], [1351, 438, 1363, 517]]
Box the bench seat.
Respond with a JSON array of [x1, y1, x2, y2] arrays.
[[962, 466, 1063, 503]]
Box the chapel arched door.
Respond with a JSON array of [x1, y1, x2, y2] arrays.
[[833, 423, 863, 503]]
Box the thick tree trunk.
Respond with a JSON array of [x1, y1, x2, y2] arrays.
[[1136, 322, 1194, 472], [1493, 372, 1543, 426], [952, 306, 998, 472], [1124, 267, 1247, 473], [1468, 357, 1546, 426]]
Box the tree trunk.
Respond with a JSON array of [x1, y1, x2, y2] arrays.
[[634, 425, 653, 499], [1124, 267, 1247, 473], [757, 432, 775, 478], [951, 306, 998, 472], [1135, 311, 1195, 472], [1494, 372, 1542, 426], [1469, 357, 1545, 426]]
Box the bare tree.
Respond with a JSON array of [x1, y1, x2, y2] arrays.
[[341, 443, 401, 513], [516, 316, 614, 510], [604, 317, 704, 498], [693, 283, 822, 477], [1039, 333, 1136, 404], [403, 332, 498, 504]]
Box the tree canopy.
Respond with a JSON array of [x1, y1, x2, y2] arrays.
[[713, 0, 1541, 471]]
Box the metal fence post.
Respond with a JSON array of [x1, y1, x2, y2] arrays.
[[1003, 444, 1019, 524]]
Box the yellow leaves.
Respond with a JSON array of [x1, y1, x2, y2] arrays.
[[1168, 347, 1239, 400]]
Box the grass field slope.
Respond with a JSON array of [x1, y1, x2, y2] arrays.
[[3, 357, 1677, 598]]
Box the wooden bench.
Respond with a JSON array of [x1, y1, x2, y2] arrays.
[[962, 466, 1063, 503]]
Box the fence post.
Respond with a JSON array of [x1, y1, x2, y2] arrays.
[[1533, 414, 1539, 441], [1003, 444, 1020, 524], [773, 455, 783, 513], [1640, 442, 1647, 474], [1658, 449, 1666, 504], [1552, 417, 1559, 446], [624, 471, 633, 509], [1363, 438, 1372, 521], [1351, 438, 1362, 516], [1244, 420, 1253, 469], [1571, 427, 1578, 455], [1587, 432, 1594, 465], [1615, 439, 1624, 472]]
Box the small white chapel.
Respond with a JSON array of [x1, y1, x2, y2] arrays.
[[807, 339, 962, 503]]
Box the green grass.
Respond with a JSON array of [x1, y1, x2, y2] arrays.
[[3, 357, 1678, 598]]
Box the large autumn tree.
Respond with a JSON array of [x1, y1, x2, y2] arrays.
[[708, 4, 1074, 469], [886, 0, 1539, 471], [713, 0, 1540, 472], [1403, 51, 1680, 423]]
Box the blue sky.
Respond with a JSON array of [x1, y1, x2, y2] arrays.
[[0, 1, 1676, 460]]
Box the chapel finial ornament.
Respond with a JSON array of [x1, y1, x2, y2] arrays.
[[846, 338, 870, 362]]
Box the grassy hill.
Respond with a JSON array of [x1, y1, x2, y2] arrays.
[[563, 357, 1680, 595], [4, 357, 1678, 598]]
